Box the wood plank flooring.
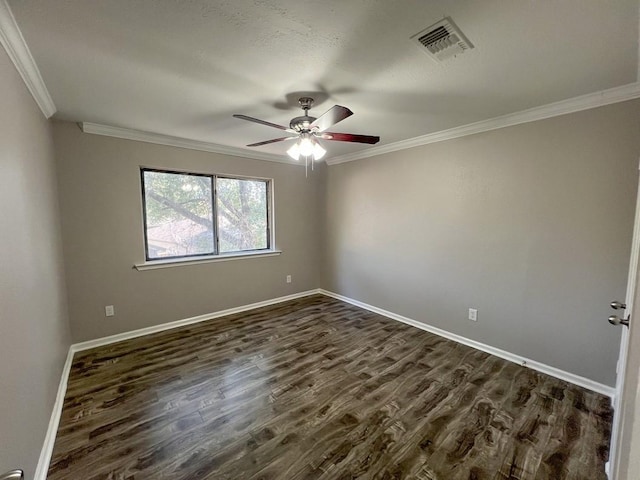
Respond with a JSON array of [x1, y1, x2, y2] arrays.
[[48, 295, 613, 479]]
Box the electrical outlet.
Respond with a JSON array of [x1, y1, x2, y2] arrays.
[[286, 275, 292, 284], [105, 305, 115, 317], [468, 308, 478, 322]]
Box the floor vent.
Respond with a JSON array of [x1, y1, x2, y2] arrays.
[[411, 17, 474, 62]]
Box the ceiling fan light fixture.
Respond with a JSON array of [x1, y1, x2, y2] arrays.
[[312, 142, 326, 160], [298, 134, 315, 157], [287, 134, 326, 161], [286, 142, 300, 160]]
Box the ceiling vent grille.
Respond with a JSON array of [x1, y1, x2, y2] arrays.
[[411, 17, 474, 62]]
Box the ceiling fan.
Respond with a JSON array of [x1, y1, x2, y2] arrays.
[[233, 97, 380, 164]]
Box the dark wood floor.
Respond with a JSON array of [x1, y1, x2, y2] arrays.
[[48, 295, 612, 479]]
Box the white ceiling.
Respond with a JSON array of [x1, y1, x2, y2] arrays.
[[7, 0, 640, 160]]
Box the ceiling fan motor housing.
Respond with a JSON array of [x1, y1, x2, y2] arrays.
[[290, 97, 317, 132], [290, 115, 317, 132]]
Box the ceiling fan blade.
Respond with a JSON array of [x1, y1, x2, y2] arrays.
[[233, 114, 293, 132], [310, 105, 353, 132], [246, 136, 297, 147], [320, 132, 380, 144]]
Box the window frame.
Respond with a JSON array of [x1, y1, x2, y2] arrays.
[[140, 167, 274, 263]]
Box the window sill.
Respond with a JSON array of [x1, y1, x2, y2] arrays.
[[134, 250, 282, 271]]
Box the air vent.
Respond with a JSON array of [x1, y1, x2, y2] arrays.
[[411, 17, 474, 62]]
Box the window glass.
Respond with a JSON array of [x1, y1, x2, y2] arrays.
[[217, 178, 269, 253], [142, 170, 214, 259], [141, 169, 271, 260]]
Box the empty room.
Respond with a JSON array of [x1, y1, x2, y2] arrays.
[[2, 1, 640, 479]]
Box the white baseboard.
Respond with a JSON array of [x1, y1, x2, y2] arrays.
[[34, 347, 75, 480], [319, 289, 615, 398], [72, 289, 321, 352]]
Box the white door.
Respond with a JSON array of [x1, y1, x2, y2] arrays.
[[609, 166, 640, 480]]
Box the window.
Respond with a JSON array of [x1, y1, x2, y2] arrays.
[[141, 168, 271, 261]]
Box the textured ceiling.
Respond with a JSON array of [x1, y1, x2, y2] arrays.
[[8, 0, 640, 160]]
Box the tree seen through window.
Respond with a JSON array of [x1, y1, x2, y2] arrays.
[[142, 169, 270, 260]]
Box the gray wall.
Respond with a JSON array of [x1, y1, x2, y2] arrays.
[[0, 50, 71, 476], [323, 100, 640, 387], [53, 122, 325, 343]]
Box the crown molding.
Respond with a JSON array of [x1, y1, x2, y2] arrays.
[[79, 81, 640, 166], [328, 81, 640, 165], [0, 0, 56, 118], [80, 122, 300, 165]]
